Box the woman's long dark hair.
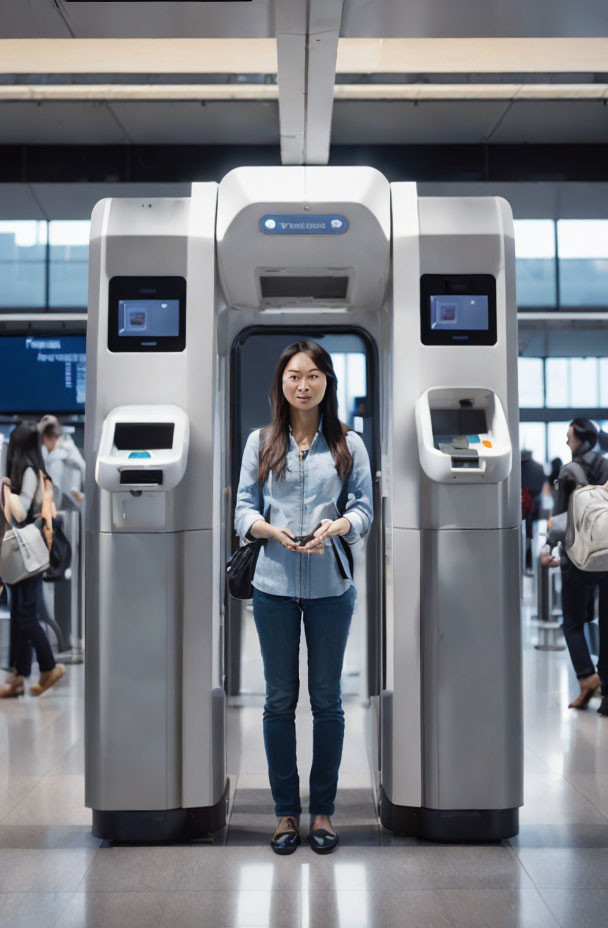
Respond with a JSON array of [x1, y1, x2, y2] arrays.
[[258, 340, 352, 485], [7, 421, 48, 494]]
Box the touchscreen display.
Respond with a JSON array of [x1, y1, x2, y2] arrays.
[[114, 423, 175, 450], [430, 295, 489, 331], [118, 299, 180, 338]]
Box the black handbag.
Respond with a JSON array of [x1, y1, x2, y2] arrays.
[[44, 515, 72, 582], [226, 538, 265, 600]]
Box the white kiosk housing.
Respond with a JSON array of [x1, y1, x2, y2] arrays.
[[85, 167, 521, 842]]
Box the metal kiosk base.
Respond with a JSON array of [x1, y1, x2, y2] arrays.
[[380, 788, 519, 842], [92, 781, 230, 842]]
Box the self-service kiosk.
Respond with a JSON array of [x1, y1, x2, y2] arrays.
[[85, 168, 521, 842]]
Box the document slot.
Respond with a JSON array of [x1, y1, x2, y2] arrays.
[[119, 470, 164, 486]]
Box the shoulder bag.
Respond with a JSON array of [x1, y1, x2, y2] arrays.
[[226, 432, 267, 600], [0, 476, 53, 585]]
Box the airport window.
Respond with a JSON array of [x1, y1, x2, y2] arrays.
[[0, 220, 47, 308], [330, 351, 367, 427], [545, 358, 569, 408], [519, 422, 547, 465], [49, 220, 90, 308], [513, 220, 557, 308], [557, 219, 608, 307], [547, 421, 571, 463], [600, 359, 608, 406], [569, 358, 599, 408], [518, 357, 544, 407], [518, 356, 608, 468]]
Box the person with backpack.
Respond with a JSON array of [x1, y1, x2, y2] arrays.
[[541, 418, 608, 715], [234, 341, 373, 854]]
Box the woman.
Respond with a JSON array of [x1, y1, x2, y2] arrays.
[[0, 422, 65, 698], [234, 340, 373, 855]]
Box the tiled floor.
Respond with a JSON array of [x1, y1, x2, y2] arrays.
[[1, 590, 608, 927]]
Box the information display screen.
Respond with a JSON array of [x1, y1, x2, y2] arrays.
[[0, 335, 86, 413], [108, 277, 186, 352], [420, 274, 497, 346]]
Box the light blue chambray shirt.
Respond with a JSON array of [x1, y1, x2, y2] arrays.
[[234, 419, 374, 599]]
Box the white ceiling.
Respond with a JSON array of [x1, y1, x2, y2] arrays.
[[0, 98, 606, 146], [2, 0, 607, 39], [0, 2, 606, 171]]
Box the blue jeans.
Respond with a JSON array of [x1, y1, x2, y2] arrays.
[[252, 585, 355, 817], [561, 559, 608, 693], [8, 574, 56, 678]]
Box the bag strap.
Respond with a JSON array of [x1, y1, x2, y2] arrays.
[[38, 472, 55, 551], [0, 482, 8, 547], [336, 464, 353, 527]]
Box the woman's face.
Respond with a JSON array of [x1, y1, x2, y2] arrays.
[[281, 351, 327, 413]]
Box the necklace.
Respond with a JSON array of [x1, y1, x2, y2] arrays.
[[294, 434, 314, 451]]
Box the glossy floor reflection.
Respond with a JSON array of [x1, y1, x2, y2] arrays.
[[1, 585, 608, 927]]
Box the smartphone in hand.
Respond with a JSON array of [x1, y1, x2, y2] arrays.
[[294, 522, 324, 546]]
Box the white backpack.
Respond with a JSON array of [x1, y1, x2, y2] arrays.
[[564, 483, 608, 571]]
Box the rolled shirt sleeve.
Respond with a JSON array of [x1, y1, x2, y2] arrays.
[[234, 430, 264, 540], [342, 433, 374, 544]]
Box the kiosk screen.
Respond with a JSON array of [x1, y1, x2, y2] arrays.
[[108, 277, 186, 352], [430, 295, 488, 331], [420, 274, 497, 346], [431, 409, 487, 437], [118, 300, 180, 338], [113, 423, 175, 451]]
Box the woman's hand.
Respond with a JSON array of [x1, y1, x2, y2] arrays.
[[300, 517, 351, 551], [271, 526, 302, 552]]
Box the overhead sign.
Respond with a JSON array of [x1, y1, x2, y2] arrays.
[[259, 214, 349, 234]]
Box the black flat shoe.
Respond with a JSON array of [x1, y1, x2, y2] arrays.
[[309, 827, 339, 854], [270, 817, 301, 855], [598, 696, 608, 716]]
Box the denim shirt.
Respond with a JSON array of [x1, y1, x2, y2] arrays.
[[234, 421, 374, 599]]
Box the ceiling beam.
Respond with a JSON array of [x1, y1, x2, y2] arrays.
[[336, 38, 608, 73], [1, 83, 607, 101], [275, 0, 343, 165], [0, 38, 277, 73]]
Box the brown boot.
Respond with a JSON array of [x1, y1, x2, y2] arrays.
[[30, 664, 66, 697], [0, 675, 25, 698], [569, 673, 601, 709]]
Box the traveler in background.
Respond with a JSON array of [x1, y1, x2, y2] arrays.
[[39, 415, 85, 504], [547, 457, 563, 510], [541, 419, 608, 715], [521, 449, 545, 571], [0, 422, 66, 698]]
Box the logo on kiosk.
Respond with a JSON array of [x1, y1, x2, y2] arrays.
[[260, 214, 349, 235]]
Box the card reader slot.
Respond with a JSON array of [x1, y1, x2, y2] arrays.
[[119, 469, 164, 486], [451, 456, 481, 470]]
